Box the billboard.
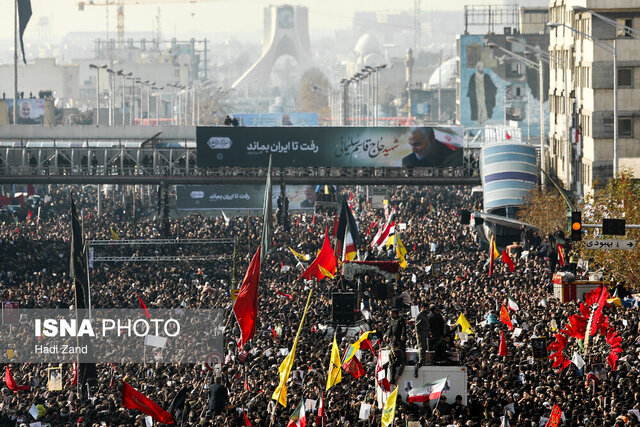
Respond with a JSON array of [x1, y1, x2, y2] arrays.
[[234, 113, 319, 127], [196, 126, 464, 168], [7, 99, 45, 124], [459, 34, 549, 140], [177, 185, 319, 211]]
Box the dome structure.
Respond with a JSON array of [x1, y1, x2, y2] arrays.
[[354, 33, 380, 56], [428, 57, 458, 89]]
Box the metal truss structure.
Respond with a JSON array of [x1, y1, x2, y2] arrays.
[[88, 238, 234, 263]]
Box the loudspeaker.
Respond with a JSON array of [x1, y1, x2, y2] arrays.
[[332, 292, 356, 325], [460, 209, 471, 225]]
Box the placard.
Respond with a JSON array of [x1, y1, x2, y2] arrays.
[[531, 337, 547, 360]]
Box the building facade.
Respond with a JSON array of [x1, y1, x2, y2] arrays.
[[549, 0, 640, 195]]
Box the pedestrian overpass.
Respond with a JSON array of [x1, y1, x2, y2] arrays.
[[0, 125, 482, 186]]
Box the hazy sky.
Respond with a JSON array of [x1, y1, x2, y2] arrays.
[[0, 0, 547, 42]]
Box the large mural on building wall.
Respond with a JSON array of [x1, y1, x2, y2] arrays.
[[459, 34, 549, 140]]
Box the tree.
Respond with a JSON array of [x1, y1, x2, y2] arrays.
[[577, 169, 640, 284], [517, 189, 567, 237], [297, 68, 329, 117]]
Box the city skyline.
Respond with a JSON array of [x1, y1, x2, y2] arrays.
[[0, 0, 547, 44]]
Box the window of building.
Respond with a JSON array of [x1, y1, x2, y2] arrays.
[[619, 118, 633, 138], [616, 18, 633, 37], [618, 68, 633, 87]]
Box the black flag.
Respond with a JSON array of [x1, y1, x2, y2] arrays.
[[69, 195, 98, 395], [335, 198, 360, 257], [17, 0, 32, 64], [70, 195, 89, 309], [168, 387, 189, 419]]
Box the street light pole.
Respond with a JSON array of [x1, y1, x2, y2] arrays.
[[613, 39, 618, 176]]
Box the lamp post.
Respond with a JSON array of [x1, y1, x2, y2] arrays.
[[548, 22, 618, 179], [89, 64, 107, 126], [340, 78, 349, 126], [373, 64, 387, 126], [127, 76, 136, 126]]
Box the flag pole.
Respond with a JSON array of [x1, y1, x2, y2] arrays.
[[13, 0, 18, 125]]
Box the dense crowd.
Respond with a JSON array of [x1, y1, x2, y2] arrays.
[[0, 184, 639, 426]]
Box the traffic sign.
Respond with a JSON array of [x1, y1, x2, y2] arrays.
[[584, 239, 635, 250]]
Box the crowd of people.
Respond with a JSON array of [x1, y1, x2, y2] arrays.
[[0, 183, 638, 426]]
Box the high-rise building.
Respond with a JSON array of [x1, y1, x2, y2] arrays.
[[549, 0, 640, 195]]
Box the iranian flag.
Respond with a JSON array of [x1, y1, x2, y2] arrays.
[[407, 378, 448, 403], [287, 399, 307, 427], [507, 297, 519, 311]]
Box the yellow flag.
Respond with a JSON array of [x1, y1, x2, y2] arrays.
[[607, 297, 622, 307], [110, 226, 120, 241], [455, 313, 473, 335], [381, 386, 398, 427], [288, 247, 310, 262], [490, 235, 500, 260], [326, 335, 342, 390], [342, 330, 376, 365], [272, 289, 313, 407], [318, 265, 335, 279], [395, 232, 407, 269]]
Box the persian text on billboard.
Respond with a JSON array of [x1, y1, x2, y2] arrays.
[[196, 126, 464, 168]]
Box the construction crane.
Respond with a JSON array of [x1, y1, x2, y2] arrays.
[[78, 0, 223, 46]]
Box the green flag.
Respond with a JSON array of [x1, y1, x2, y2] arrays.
[[260, 155, 273, 263]]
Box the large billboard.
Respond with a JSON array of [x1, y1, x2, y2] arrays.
[[459, 34, 549, 140], [196, 126, 464, 168], [234, 113, 318, 127], [177, 185, 319, 211], [7, 99, 45, 124]]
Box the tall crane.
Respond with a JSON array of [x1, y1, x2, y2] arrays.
[[78, 0, 223, 46]]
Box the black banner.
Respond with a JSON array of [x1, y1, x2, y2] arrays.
[[196, 126, 464, 168]]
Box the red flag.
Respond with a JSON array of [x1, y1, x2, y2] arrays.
[[500, 305, 513, 330], [557, 244, 566, 266], [121, 381, 174, 424], [546, 404, 562, 427], [243, 410, 252, 426], [375, 352, 391, 392], [502, 250, 515, 272], [244, 380, 251, 391], [270, 326, 277, 338], [308, 224, 313, 233], [70, 362, 78, 386], [300, 229, 336, 281], [137, 294, 151, 319], [360, 339, 376, 358], [342, 354, 365, 379], [233, 246, 261, 350], [315, 392, 326, 426], [312, 213, 316, 225], [5, 366, 30, 392], [498, 330, 508, 357], [27, 210, 32, 221]]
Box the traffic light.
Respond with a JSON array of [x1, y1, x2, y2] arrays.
[[571, 211, 582, 241], [602, 218, 626, 236]]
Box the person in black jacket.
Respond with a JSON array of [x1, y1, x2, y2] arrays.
[[427, 304, 445, 351], [207, 376, 228, 415]]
